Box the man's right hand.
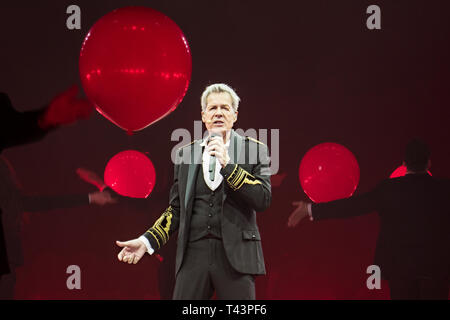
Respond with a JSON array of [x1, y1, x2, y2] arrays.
[[89, 190, 117, 205], [116, 239, 147, 264], [287, 201, 310, 227]]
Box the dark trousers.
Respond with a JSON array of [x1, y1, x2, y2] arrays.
[[389, 275, 449, 300], [173, 238, 255, 300]]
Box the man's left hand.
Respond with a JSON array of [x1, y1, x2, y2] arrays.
[[207, 136, 230, 168]]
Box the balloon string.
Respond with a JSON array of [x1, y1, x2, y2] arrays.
[[126, 131, 133, 194]]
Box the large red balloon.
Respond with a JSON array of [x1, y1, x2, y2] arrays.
[[104, 150, 156, 198], [390, 165, 432, 178], [299, 143, 360, 203], [79, 6, 192, 133]]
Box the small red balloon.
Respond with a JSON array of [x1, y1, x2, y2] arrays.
[[299, 143, 360, 203], [104, 150, 156, 198], [390, 165, 432, 178], [79, 6, 192, 132]]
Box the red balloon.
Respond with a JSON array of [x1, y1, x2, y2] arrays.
[[104, 150, 156, 198], [390, 165, 432, 178], [79, 6, 192, 133], [299, 143, 360, 203]]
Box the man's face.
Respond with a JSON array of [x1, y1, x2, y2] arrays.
[[201, 92, 238, 134]]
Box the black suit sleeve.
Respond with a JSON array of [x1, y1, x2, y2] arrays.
[[312, 182, 384, 220], [0, 159, 89, 212], [0, 93, 53, 151], [20, 194, 89, 212], [220, 141, 272, 212], [141, 153, 181, 251]]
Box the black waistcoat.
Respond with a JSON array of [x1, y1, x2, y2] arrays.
[[188, 167, 223, 242]]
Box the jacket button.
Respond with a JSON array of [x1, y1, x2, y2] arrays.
[[207, 225, 211, 230], [209, 203, 213, 207], [252, 234, 256, 239]]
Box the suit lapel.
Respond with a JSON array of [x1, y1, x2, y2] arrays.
[[229, 129, 243, 165], [184, 141, 202, 210], [222, 130, 244, 204]]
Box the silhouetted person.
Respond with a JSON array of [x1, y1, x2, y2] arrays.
[[0, 156, 114, 299], [288, 139, 450, 300], [0, 86, 93, 283]]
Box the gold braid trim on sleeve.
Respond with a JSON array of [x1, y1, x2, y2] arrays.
[[146, 206, 173, 248], [226, 165, 262, 191], [154, 225, 167, 244], [146, 230, 160, 249], [247, 137, 265, 145]]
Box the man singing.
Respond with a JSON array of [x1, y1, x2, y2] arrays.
[[116, 83, 272, 300]]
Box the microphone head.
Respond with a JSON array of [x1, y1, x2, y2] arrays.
[[207, 131, 222, 143]]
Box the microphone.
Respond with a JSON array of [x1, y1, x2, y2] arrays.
[[208, 132, 221, 181]]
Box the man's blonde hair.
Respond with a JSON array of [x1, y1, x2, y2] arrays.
[[200, 83, 240, 112]]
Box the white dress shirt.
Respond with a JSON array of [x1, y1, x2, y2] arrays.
[[200, 137, 230, 191]]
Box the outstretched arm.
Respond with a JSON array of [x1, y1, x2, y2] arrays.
[[287, 183, 383, 228], [20, 190, 116, 212], [140, 159, 181, 252], [76, 167, 166, 212], [116, 153, 182, 264], [0, 86, 92, 150]]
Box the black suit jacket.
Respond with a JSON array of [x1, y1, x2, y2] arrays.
[[0, 93, 49, 152], [0, 92, 49, 276], [312, 173, 450, 280], [143, 130, 272, 276]]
